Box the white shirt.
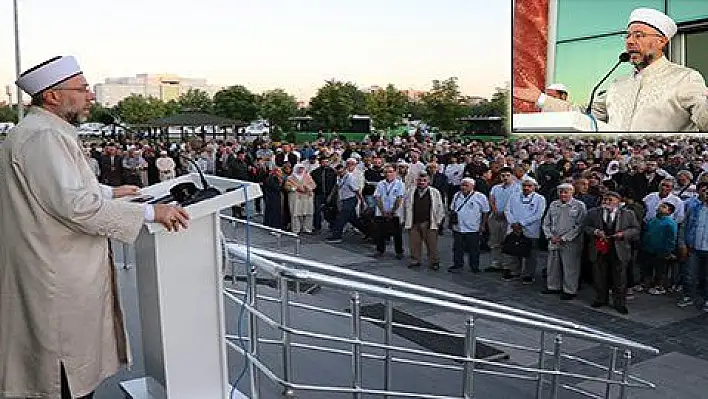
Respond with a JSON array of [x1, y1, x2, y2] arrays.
[[373, 178, 405, 218], [451, 191, 490, 233], [643, 192, 685, 224]]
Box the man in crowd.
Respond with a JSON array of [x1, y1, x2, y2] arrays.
[[448, 178, 489, 273], [503, 177, 546, 283], [372, 164, 406, 259], [0, 55, 189, 399], [585, 191, 640, 314], [404, 171, 445, 270], [542, 183, 587, 300]]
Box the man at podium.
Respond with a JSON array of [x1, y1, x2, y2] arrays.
[[0, 56, 189, 399], [514, 8, 708, 132]]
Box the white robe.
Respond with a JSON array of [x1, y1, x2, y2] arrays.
[[0, 107, 145, 398], [542, 56, 708, 131]]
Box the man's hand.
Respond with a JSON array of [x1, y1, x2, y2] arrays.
[[678, 245, 688, 259], [594, 229, 606, 239], [512, 223, 523, 233], [153, 204, 190, 232], [513, 86, 543, 104], [113, 185, 140, 198], [551, 236, 562, 244], [613, 231, 625, 240]]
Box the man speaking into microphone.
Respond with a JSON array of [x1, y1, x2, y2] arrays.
[[514, 8, 708, 132]]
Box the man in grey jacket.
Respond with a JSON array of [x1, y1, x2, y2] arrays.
[[542, 183, 587, 300]]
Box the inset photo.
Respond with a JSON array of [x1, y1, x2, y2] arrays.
[[512, 0, 708, 133]]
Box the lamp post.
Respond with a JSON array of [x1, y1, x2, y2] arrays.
[[13, 0, 24, 120]]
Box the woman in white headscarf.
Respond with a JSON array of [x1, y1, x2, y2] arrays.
[[284, 163, 317, 234]]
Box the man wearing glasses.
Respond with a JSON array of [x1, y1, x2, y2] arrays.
[[0, 56, 189, 399], [514, 8, 708, 131]]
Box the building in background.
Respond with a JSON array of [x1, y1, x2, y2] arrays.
[[513, 0, 708, 112], [94, 74, 224, 107]]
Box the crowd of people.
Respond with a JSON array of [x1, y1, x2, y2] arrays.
[[87, 133, 708, 316]]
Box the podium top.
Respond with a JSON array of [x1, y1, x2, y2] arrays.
[[513, 111, 616, 133], [124, 173, 262, 234]]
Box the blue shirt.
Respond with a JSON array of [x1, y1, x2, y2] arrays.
[[695, 207, 708, 251], [451, 191, 490, 233], [338, 172, 360, 200], [490, 183, 518, 215], [373, 178, 405, 217]]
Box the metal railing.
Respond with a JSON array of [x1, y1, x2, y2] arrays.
[[221, 214, 301, 255], [224, 243, 658, 399]]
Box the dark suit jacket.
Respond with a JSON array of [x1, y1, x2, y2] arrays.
[[99, 155, 124, 186], [583, 207, 639, 263]]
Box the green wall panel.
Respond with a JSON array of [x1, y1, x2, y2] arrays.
[[553, 34, 633, 105], [557, 0, 665, 41], [668, 0, 708, 23]]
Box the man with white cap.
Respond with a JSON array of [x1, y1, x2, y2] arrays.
[[447, 178, 490, 273], [502, 176, 546, 283], [541, 183, 587, 300], [514, 8, 708, 131], [0, 56, 190, 399]]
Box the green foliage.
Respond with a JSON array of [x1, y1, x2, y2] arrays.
[[0, 105, 18, 123], [178, 89, 213, 113], [213, 85, 259, 123], [259, 89, 298, 132], [309, 80, 367, 130], [420, 77, 467, 131], [114, 94, 173, 124], [365, 84, 407, 130]]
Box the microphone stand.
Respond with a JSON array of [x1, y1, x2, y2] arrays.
[[585, 52, 631, 115]]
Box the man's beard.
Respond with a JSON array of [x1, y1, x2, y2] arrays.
[[632, 51, 656, 69]]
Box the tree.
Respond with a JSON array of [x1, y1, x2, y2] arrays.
[[0, 105, 18, 123], [87, 103, 112, 123], [309, 80, 367, 131], [178, 88, 213, 113], [213, 85, 259, 123], [365, 84, 407, 130], [114, 94, 169, 124], [259, 89, 298, 133], [420, 77, 467, 131]]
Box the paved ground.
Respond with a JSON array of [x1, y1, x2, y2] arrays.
[[105, 215, 708, 398]]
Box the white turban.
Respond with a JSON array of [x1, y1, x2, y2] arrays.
[[628, 8, 677, 40], [546, 83, 568, 93], [16, 56, 83, 96]]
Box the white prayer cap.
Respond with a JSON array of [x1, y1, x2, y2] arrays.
[[557, 183, 574, 191], [16, 56, 83, 96], [346, 157, 358, 164], [628, 8, 677, 39], [521, 176, 538, 186], [461, 178, 476, 186], [546, 83, 568, 93]]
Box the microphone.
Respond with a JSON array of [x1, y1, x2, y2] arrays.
[[585, 52, 630, 115], [177, 154, 221, 206]]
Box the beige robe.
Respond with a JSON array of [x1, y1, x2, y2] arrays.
[[0, 107, 145, 398], [285, 174, 316, 216], [542, 56, 708, 131]]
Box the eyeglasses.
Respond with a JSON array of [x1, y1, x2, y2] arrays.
[[53, 86, 92, 93], [624, 31, 664, 40]]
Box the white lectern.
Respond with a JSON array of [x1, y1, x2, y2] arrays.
[[513, 111, 617, 133], [119, 173, 261, 399]]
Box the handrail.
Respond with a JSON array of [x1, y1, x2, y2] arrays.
[[226, 244, 658, 355], [220, 214, 299, 238], [234, 245, 652, 349]]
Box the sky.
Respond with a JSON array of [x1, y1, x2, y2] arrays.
[[0, 0, 511, 102]]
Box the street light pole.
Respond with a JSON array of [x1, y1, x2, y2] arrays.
[[13, 0, 24, 120]]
